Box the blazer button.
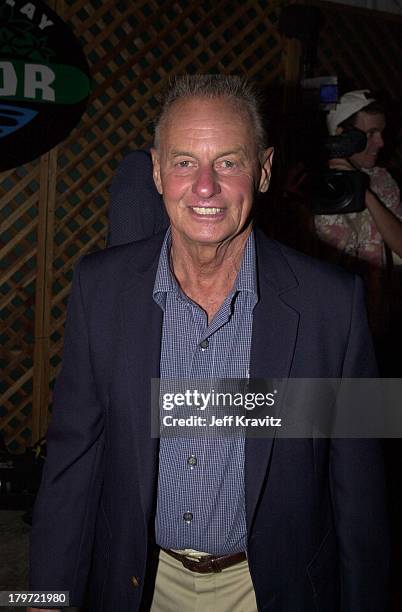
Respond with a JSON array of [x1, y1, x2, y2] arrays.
[[131, 575, 140, 588]]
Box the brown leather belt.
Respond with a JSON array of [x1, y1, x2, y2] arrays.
[[162, 549, 246, 573]]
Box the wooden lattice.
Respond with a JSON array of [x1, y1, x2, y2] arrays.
[[0, 161, 40, 450], [1, 0, 289, 450]]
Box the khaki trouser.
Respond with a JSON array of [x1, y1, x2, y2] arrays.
[[150, 549, 258, 612]]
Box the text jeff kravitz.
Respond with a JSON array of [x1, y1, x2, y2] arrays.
[[162, 414, 282, 427]]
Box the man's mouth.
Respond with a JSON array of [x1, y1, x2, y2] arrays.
[[192, 207, 224, 215]]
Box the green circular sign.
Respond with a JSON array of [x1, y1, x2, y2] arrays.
[[0, 0, 91, 170]]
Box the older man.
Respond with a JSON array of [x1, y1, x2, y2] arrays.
[[29, 75, 388, 612]]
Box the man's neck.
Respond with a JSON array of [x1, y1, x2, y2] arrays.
[[169, 226, 252, 321]]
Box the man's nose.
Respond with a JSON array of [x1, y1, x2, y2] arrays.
[[374, 132, 384, 148], [192, 166, 221, 198]]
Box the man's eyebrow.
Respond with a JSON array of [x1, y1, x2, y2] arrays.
[[168, 147, 248, 158], [170, 150, 196, 157], [216, 147, 247, 158]]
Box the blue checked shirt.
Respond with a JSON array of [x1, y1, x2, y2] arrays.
[[153, 229, 258, 555]]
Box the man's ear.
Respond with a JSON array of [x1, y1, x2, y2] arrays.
[[150, 148, 163, 194], [259, 147, 274, 193], [335, 126, 344, 135]]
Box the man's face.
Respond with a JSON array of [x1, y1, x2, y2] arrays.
[[151, 97, 273, 248], [349, 111, 385, 169]]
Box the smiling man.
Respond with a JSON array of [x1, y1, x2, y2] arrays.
[[150, 88, 272, 323], [29, 76, 389, 612]]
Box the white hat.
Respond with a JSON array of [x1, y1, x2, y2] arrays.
[[326, 90, 375, 135]]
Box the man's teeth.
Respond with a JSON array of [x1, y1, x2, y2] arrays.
[[193, 207, 223, 215]]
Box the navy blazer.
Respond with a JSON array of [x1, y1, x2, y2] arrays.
[[30, 229, 389, 611]]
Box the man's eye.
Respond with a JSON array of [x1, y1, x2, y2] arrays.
[[220, 160, 235, 169], [176, 160, 192, 168]]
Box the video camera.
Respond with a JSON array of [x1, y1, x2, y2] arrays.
[[300, 77, 370, 215], [307, 129, 370, 215]]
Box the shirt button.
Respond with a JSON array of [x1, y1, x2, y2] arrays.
[[187, 455, 197, 467], [183, 511, 193, 523], [200, 339, 209, 349]]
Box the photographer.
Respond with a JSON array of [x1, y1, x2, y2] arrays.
[[314, 90, 402, 353]]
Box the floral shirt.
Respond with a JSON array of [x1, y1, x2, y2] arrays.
[[315, 166, 402, 265], [314, 166, 402, 334]]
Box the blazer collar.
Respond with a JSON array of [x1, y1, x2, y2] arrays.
[[120, 226, 299, 293], [250, 228, 300, 379], [122, 230, 167, 286]]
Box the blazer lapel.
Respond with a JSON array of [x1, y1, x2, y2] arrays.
[[119, 236, 164, 519], [245, 232, 300, 533]]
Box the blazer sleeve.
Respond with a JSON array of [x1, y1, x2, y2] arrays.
[[29, 259, 105, 606], [330, 275, 390, 611]]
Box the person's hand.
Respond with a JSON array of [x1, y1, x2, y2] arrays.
[[328, 157, 355, 171]]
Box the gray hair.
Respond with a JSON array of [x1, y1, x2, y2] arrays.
[[153, 74, 268, 153]]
